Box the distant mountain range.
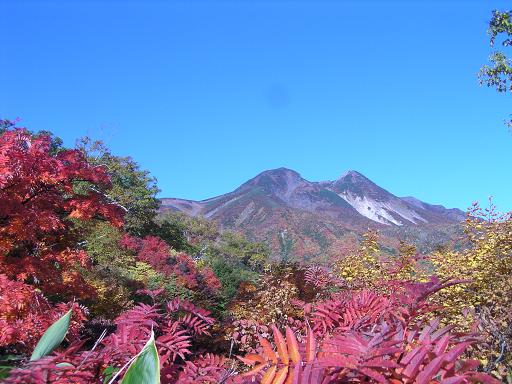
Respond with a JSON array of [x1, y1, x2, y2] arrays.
[[160, 168, 465, 263]]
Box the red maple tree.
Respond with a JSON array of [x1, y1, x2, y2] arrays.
[[0, 128, 124, 298]]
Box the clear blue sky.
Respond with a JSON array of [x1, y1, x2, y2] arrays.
[[1, 0, 511, 211]]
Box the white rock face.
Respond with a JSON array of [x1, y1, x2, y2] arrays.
[[160, 199, 204, 216], [204, 195, 241, 218], [338, 191, 427, 226], [235, 201, 255, 226]]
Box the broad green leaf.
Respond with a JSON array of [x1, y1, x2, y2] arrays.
[[30, 309, 72, 361], [121, 331, 160, 384]]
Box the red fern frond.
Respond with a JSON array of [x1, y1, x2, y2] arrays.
[[115, 303, 162, 329], [166, 298, 215, 335], [177, 353, 233, 383], [157, 321, 193, 365]]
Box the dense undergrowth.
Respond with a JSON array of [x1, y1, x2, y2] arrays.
[[0, 121, 511, 383]]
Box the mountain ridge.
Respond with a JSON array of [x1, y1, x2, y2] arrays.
[[160, 168, 465, 262], [161, 167, 464, 226]]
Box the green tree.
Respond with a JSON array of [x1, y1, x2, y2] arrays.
[[214, 232, 269, 272], [77, 137, 160, 236], [0, 119, 15, 134], [479, 10, 512, 126], [204, 231, 270, 306], [155, 211, 217, 254]]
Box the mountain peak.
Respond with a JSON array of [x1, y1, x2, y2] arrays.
[[247, 167, 303, 185], [260, 167, 300, 177], [338, 170, 370, 182], [333, 171, 377, 194], [237, 167, 308, 196]]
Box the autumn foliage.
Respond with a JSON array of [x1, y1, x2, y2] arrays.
[[0, 123, 511, 383], [120, 234, 221, 294], [233, 283, 499, 384], [0, 275, 86, 353], [0, 128, 123, 298]]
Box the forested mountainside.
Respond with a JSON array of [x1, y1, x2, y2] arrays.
[[161, 168, 465, 262]]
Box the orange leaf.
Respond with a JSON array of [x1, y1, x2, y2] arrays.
[[285, 363, 302, 384], [272, 366, 289, 384], [305, 322, 316, 362], [286, 326, 301, 365], [260, 337, 278, 364], [272, 325, 289, 365], [242, 363, 267, 377], [237, 353, 266, 366], [261, 365, 277, 384]]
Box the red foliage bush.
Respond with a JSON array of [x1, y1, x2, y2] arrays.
[[233, 280, 500, 384], [0, 274, 86, 352], [304, 265, 341, 290], [4, 297, 216, 383], [101, 300, 213, 367], [120, 234, 221, 293], [3, 277, 501, 384], [176, 353, 232, 383]]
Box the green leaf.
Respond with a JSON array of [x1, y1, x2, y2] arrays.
[[55, 362, 74, 368], [103, 366, 119, 384], [0, 354, 22, 362], [0, 365, 12, 380], [120, 331, 160, 384], [30, 309, 72, 361]]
